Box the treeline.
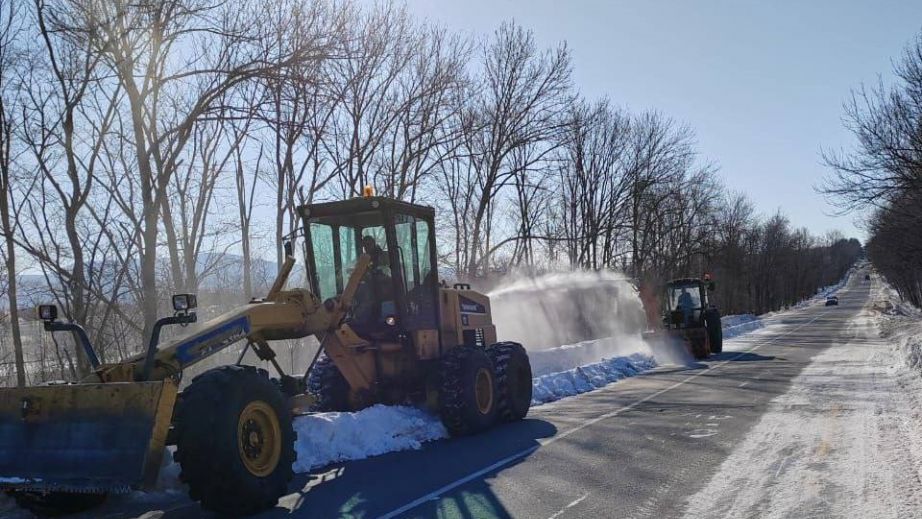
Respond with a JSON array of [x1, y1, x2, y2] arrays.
[[824, 31, 922, 307], [0, 0, 857, 385]]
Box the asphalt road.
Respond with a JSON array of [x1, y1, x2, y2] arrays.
[[96, 271, 869, 519]]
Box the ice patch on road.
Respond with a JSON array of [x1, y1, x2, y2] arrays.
[[292, 405, 448, 473]]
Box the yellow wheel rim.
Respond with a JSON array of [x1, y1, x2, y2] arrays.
[[237, 401, 282, 477], [475, 367, 494, 415]]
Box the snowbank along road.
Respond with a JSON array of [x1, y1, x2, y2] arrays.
[[20, 266, 922, 519]]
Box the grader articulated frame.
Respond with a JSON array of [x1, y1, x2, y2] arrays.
[[0, 195, 533, 516]]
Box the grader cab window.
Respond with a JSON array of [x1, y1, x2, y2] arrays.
[[308, 213, 386, 301], [394, 214, 436, 329]]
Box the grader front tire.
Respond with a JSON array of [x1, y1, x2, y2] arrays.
[[172, 365, 295, 516]]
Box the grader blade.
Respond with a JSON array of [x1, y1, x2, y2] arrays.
[[0, 380, 176, 494]]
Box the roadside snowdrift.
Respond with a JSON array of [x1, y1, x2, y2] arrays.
[[721, 314, 763, 339], [531, 352, 656, 404], [292, 405, 447, 472]]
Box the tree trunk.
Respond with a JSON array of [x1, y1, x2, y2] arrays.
[[0, 207, 24, 387]]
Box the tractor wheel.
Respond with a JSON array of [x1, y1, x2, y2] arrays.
[[172, 365, 295, 516], [487, 342, 533, 422], [705, 309, 723, 354], [306, 354, 351, 412], [438, 345, 498, 436], [9, 491, 106, 517], [690, 336, 709, 360]]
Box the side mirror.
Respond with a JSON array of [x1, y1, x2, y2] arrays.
[[37, 304, 58, 322], [172, 294, 198, 313]]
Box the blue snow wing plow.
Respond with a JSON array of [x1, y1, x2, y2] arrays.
[[0, 380, 177, 495]]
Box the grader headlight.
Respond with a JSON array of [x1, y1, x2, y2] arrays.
[[172, 293, 198, 313], [37, 304, 58, 322]]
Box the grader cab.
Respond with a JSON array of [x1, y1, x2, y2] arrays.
[[0, 194, 533, 516]]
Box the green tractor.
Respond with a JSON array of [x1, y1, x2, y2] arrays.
[[656, 276, 723, 359]]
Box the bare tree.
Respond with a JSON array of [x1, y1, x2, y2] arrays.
[[453, 21, 572, 278], [0, 0, 25, 385]]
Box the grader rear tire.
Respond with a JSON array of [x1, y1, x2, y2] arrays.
[[172, 365, 295, 516], [488, 342, 532, 422], [439, 345, 498, 436]]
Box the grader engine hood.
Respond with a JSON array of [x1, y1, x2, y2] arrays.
[[0, 380, 177, 494]]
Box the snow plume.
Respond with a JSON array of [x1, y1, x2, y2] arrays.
[[488, 270, 650, 366]]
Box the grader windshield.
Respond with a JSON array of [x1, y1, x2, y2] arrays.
[[301, 197, 439, 336]]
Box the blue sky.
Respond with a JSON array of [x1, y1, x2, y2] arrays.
[[404, 0, 922, 241]]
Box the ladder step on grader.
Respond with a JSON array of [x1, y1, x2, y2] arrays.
[[0, 194, 534, 516]]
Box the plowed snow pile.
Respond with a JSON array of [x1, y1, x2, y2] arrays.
[[292, 405, 447, 472]]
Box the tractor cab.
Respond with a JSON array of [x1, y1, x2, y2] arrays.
[[299, 195, 439, 342], [663, 277, 715, 328]]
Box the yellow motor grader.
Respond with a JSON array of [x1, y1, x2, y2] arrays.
[[0, 195, 533, 516]]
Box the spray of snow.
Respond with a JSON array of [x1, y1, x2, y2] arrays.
[[488, 270, 654, 363], [489, 270, 646, 348]]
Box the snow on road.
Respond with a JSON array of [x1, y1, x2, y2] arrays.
[[684, 276, 922, 518]]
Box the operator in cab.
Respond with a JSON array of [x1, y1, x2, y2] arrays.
[[350, 235, 397, 339], [677, 287, 694, 325]]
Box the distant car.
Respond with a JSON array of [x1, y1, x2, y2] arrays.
[[825, 296, 839, 306]]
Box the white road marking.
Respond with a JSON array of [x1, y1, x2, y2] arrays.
[[377, 311, 828, 519], [547, 492, 590, 519]]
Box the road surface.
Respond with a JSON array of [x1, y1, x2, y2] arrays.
[[74, 268, 916, 518]]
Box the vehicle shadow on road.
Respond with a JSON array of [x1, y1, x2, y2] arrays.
[[269, 418, 558, 519], [712, 351, 777, 362]]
